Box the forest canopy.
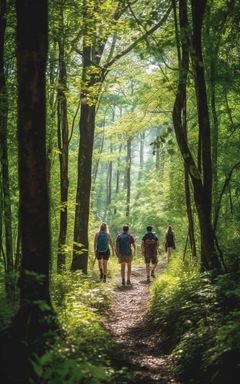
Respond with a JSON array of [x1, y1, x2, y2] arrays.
[[0, 0, 240, 383]]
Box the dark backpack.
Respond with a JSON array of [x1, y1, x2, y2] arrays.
[[166, 232, 174, 243], [96, 232, 108, 252], [117, 233, 132, 256], [144, 233, 157, 256]]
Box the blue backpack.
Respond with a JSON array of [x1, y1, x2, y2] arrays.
[[117, 233, 132, 256], [97, 232, 108, 252]]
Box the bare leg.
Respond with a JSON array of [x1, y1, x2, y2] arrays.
[[127, 262, 132, 282], [103, 259, 107, 275], [102, 259, 108, 282], [151, 263, 157, 277], [146, 263, 150, 279], [98, 259, 103, 279], [167, 247, 173, 263], [121, 262, 126, 281]]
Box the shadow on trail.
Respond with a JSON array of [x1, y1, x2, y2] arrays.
[[104, 265, 179, 384]]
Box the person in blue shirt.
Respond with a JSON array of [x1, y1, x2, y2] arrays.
[[141, 225, 159, 282], [94, 223, 114, 282], [116, 225, 136, 286]]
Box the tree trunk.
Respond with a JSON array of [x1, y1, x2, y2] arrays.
[[126, 138, 131, 218], [183, 98, 197, 259], [139, 131, 145, 176], [57, 4, 69, 273], [0, 0, 14, 281], [172, 0, 221, 270], [71, 98, 96, 273], [16, 0, 54, 322], [184, 165, 197, 258], [0, 2, 55, 382], [0, 178, 4, 269], [209, 58, 219, 216], [107, 144, 113, 206], [191, 0, 212, 218], [71, 0, 106, 273]]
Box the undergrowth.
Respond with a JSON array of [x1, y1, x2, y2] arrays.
[[150, 257, 240, 384], [30, 270, 133, 383]]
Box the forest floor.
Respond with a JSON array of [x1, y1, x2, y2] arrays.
[[103, 263, 179, 384]]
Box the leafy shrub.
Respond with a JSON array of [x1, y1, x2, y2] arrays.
[[31, 271, 130, 383], [150, 258, 240, 383]]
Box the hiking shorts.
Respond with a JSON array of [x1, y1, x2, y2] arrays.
[[118, 253, 133, 263], [96, 249, 110, 260], [144, 253, 158, 265]]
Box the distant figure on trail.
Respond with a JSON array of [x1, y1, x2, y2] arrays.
[[165, 225, 175, 263], [94, 223, 114, 282], [141, 225, 159, 282], [116, 225, 136, 286]]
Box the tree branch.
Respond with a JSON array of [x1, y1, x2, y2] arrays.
[[104, 5, 172, 69]]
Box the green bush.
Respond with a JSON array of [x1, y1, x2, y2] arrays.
[[31, 271, 131, 383], [149, 258, 240, 383]]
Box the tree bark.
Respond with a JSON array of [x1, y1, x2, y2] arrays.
[[172, 0, 220, 270], [57, 2, 69, 273], [71, 0, 104, 273], [126, 138, 131, 218], [139, 131, 145, 176], [0, 0, 14, 280], [16, 0, 54, 318], [191, 0, 212, 218], [0, 2, 56, 383]]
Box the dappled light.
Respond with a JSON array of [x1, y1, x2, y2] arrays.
[[0, 0, 240, 383]]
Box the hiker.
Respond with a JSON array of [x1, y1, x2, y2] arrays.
[[141, 225, 159, 282], [165, 225, 175, 263], [116, 225, 136, 286], [94, 223, 114, 282]]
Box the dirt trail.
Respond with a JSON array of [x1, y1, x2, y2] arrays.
[[104, 264, 179, 383]]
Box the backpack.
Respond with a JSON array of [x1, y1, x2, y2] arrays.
[[166, 232, 174, 243], [96, 232, 109, 252], [117, 233, 132, 256], [144, 233, 157, 257]]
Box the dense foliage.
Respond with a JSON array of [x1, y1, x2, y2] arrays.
[[0, 0, 239, 383], [150, 259, 240, 383]]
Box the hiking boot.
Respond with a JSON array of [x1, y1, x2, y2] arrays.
[[127, 280, 132, 285], [151, 270, 155, 278], [99, 270, 103, 280], [103, 275, 106, 283], [122, 279, 125, 286]]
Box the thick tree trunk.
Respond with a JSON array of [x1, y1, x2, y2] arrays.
[[0, 2, 56, 383], [71, 99, 96, 273], [0, 179, 4, 269], [191, 0, 212, 218], [71, 0, 104, 273], [16, 0, 53, 314], [57, 7, 69, 272], [172, 0, 221, 270]]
